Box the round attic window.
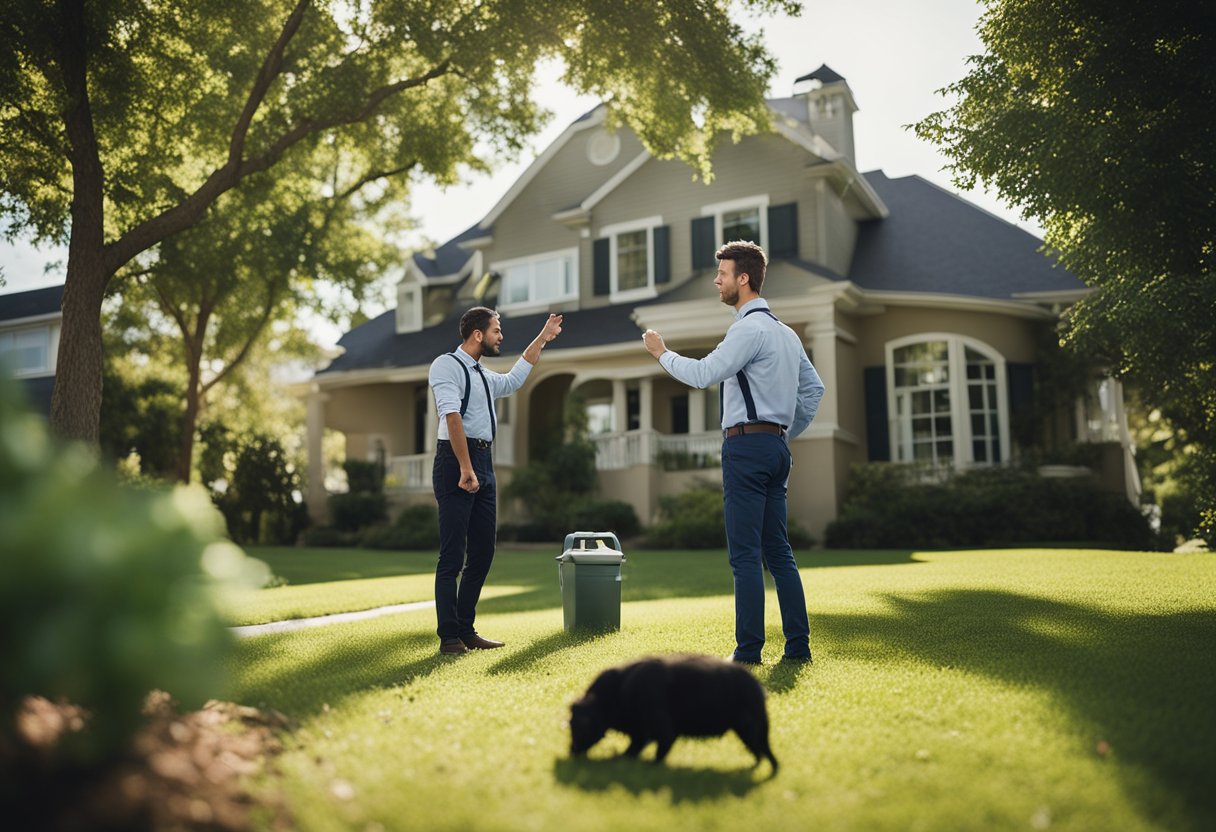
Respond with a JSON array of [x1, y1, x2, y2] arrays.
[[586, 129, 620, 166]]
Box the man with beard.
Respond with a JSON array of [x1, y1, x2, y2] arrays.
[[428, 307, 564, 655], [642, 242, 824, 665]]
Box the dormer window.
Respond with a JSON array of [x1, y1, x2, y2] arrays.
[[396, 283, 422, 333], [702, 195, 770, 247], [495, 248, 579, 311]]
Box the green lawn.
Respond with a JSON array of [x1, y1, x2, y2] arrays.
[[230, 546, 1216, 831]]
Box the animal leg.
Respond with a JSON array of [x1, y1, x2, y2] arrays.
[[623, 735, 648, 758]]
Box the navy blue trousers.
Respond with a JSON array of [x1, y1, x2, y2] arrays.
[[721, 433, 811, 661], [432, 441, 497, 640]]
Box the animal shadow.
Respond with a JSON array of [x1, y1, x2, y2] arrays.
[[553, 754, 764, 801]]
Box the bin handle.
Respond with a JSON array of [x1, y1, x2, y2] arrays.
[[563, 530, 622, 552]]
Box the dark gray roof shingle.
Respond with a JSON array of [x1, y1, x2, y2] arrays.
[[849, 172, 1084, 299], [0, 284, 64, 322], [411, 222, 487, 278]]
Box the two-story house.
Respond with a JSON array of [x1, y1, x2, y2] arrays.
[[303, 66, 1137, 538]]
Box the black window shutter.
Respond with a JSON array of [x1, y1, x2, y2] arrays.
[[863, 366, 891, 461], [767, 202, 798, 259], [691, 216, 716, 270], [1006, 362, 1035, 449], [653, 225, 671, 284], [593, 237, 611, 296]]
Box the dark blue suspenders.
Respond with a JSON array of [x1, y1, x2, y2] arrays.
[[446, 352, 496, 439], [720, 307, 782, 424]]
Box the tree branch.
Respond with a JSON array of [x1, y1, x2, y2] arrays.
[[202, 283, 281, 392]]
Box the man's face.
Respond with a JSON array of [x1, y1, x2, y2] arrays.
[[714, 259, 744, 306], [478, 318, 504, 356]]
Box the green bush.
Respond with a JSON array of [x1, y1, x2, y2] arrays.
[[344, 458, 385, 495], [328, 492, 388, 532], [205, 429, 309, 545], [299, 526, 358, 547], [0, 376, 268, 763], [361, 504, 441, 550], [569, 499, 642, 540], [647, 485, 728, 549], [824, 463, 1159, 549]]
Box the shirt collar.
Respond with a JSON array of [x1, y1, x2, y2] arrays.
[[454, 345, 479, 366], [734, 297, 770, 321]]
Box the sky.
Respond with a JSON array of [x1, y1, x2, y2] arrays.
[[0, 0, 1037, 345]]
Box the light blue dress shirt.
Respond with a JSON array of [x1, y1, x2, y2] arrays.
[[429, 346, 534, 441], [658, 298, 825, 439]]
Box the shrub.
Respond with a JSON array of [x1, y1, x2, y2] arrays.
[[824, 463, 1158, 549], [328, 492, 388, 532], [206, 431, 309, 545], [299, 526, 358, 547], [647, 485, 727, 549], [0, 376, 267, 763], [361, 504, 441, 550], [569, 498, 642, 540], [344, 459, 385, 495]]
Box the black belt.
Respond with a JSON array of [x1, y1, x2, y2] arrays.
[[438, 438, 493, 450], [723, 422, 786, 438]]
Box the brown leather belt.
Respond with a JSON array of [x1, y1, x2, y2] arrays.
[[723, 422, 786, 438]]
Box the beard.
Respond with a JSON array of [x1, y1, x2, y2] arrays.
[[481, 340, 501, 357], [719, 285, 739, 306]]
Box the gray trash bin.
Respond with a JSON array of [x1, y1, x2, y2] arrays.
[[556, 531, 626, 632]]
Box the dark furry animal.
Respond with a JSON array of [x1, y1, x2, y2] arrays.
[[568, 654, 778, 773]]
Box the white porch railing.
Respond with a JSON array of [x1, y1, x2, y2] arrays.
[[386, 453, 430, 491], [591, 430, 722, 471]]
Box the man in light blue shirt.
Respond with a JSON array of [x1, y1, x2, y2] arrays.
[[429, 306, 563, 656], [644, 241, 824, 664]]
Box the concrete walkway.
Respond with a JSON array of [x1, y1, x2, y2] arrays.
[[231, 600, 435, 638]]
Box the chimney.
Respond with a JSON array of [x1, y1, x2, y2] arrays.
[[793, 64, 858, 165]]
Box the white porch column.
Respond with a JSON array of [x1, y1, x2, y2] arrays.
[[305, 388, 330, 519], [612, 379, 628, 434], [805, 306, 840, 431], [689, 388, 707, 433], [639, 377, 654, 431], [426, 386, 438, 452]]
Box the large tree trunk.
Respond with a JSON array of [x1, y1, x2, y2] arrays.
[[175, 319, 208, 484], [50, 0, 110, 443]]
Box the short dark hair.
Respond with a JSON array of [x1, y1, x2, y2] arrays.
[[459, 306, 499, 341], [715, 241, 768, 294]]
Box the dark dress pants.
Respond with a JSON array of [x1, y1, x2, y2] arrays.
[[721, 432, 811, 661], [433, 441, 497, 640]]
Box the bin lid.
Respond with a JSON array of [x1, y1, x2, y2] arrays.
[[556, 550, 626, 564], [563, 530, 622, 552]]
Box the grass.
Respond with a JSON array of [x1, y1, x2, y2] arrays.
[[229, 546, 1216, 831]]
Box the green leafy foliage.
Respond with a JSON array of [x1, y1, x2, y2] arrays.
[[915, 0, 1215, 539], [0, 375, 268, 761], [206, 429, 309, 544], [824, 463, 1157, 550], [360, 503, 441, 550]]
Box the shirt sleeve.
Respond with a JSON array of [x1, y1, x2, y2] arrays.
[[429, 357, 464, 420], [657, 323, 762, 389], [490, 356, 534, 397], [788, 353, 826, 440]]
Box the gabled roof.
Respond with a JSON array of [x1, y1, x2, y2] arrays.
[[849, 172, 1084, 299], [0, 284, 64, 323]]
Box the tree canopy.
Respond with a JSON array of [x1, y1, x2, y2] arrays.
[[0, 0, 799, 441], [915, 0, 1215, 539]]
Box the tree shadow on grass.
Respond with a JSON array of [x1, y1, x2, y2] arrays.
[[816, 590, 1216, 829], [553, 754, 766, 801], [485, 629, 611, 676], [231, 628, 457, 718]]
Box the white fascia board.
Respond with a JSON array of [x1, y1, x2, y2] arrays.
[[1010, 288, 1091, 303], [0, 311, 62, 328], [772, 117, 840, 162], [860, 289, 1061, 321], [803, 158, 889, 219], [478, 106, 607, 229]]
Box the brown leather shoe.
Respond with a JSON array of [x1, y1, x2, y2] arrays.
[[440, 638, 469, 655], [461, 632, 505, 650]]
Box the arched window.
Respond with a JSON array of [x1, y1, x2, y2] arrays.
[[886, 335, 1009, 470]]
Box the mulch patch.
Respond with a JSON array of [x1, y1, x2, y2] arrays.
[[4, 692, 291, 831]]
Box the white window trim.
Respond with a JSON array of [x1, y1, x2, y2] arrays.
[[0, 322, 57, 378], [884, 333, 1010, 471], [599, 215, 663, 303], [396, 283, 422, 333], [492, 247, 579, 312], [701, 193, 770, 247]]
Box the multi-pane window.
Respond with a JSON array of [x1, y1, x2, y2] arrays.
[[600, 217, 661, 300], [498, 249, 578, 309], [702, 195, 769, 247], [0, 326, 51, 376], [721, 206, 761, 243], [887, 336, 1008, 470]]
